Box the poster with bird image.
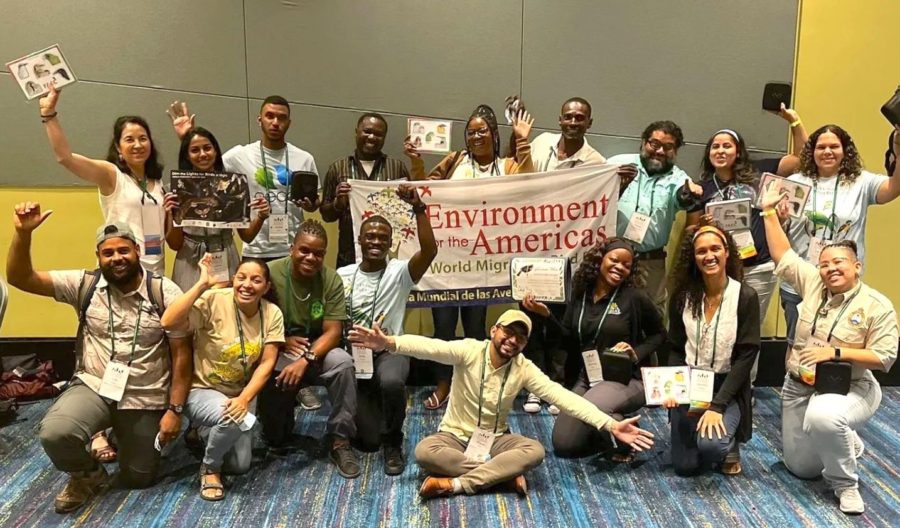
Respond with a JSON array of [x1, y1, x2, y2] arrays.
[[6, 44, 76, 100]]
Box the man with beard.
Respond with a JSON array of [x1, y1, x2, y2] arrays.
[[336, 183, 437, 475], [349, 310, 655, 498], [608, 121, 702, 311], [6, 204, 191, 513], [259, 219, 360, 478], [320, 113, 415, 268]]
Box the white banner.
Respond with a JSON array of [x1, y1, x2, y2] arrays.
[[349, 164, 620, 307]]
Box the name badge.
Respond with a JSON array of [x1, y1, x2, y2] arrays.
[[352, 345, 374, 379], [807, 236, 826, 264], [582, 349, 604, 386], [623, 212, 651, 244], [464, 427, 495, 463], [141, 203, 163, 256], [732, 230, 757, 259], [239, 412, 257, 432], [688, 367, 715, 414], [208, 250, 229, 283], [98, 361, 130, 402], [269, 214, 290, 245]]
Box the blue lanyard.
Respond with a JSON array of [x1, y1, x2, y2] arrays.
[[476, 343, 513, 433]]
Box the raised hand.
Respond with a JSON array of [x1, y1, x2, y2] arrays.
[[396, 183, 422, 207], [512, 108, 534, 141], [13, 202, 53, 233], [760, 180, 789, 210], [39, 83, 60, 116], [522, 293, 550, 318], [776, 103, 800, 124], [683, 179, 703, 197], [166, 100, 195, 139], [403, 135, 421, 159], [197, 253, 221, 289]]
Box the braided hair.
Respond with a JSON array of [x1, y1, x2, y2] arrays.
[[465, 104, 502, 176], [294, 218, 328, 244]]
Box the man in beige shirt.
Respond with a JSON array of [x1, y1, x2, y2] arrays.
[[6, 204, 192, 514], [350, 309, 654, 498]]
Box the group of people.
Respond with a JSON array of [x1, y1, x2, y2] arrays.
[[4, 86, 897, 517]]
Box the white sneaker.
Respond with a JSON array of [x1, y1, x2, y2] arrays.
[[851, 431, 864, 459], [548, 404, 560, 416], [834, 487, 865, 514], [523, 393, 541, 414]]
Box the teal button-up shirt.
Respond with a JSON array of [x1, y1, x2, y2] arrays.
[[608, 153, 691, 252]]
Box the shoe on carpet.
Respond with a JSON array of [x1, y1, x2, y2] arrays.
[[330, 438, 361, 479], [851, 431, 864, 459], [504, 474, 528, 496], [54, 465, 108, 514], [523, 393, 541, 414], [383, 444, 405, 476], [834, 487, 865, 515], [298, 387, 322, 411], [419, 476, 455, 499], [548, 404, 560, 415], [721, 444, 742, 475]]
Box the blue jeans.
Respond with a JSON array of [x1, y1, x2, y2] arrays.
[[670, 401, 741, 476], [185, 388, 255, 474]]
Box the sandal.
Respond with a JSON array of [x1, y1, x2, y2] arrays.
[[199, 465, 225, 502], [610, 450, 636, 464], [423, 391, 449, 410], [90, 431, 117, 464], [721, 445, 742, 475]]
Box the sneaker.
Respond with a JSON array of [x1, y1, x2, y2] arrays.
[[548, 404, 560, 416], [834, 487, 865, 515], [329, 438, 361, 479], [383, 444, 405, 476], [298, 387, 322, 411], [54, 466, 108, 513], [523, 393, 541, 414], [851, 431, 864, 459]]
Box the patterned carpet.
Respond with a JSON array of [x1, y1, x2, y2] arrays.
[[0, 387, 897, 528]]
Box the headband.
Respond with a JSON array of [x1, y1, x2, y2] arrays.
[[605, 238, 635, 256], [692, 225, 728, 244], [714, 129, 741, 142]]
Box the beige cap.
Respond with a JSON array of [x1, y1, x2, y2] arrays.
[[495, 309, 532, 337]]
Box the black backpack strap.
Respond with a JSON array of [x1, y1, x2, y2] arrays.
[[73, 269, 102, 374]]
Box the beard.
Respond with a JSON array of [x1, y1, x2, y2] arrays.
[[100, 260, 142, 287], [640, 152, 674, 175]]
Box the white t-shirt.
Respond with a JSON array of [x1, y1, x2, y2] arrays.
[[682, 278, 741, 374], [223, 141, 318, 258], [99, 169, 166, 276], [782, 170, 886, 294], [359, 159, 376, 176], [530, 132, 606, 172], [449, 154, 507, 180], [337, 259, 415, 337]]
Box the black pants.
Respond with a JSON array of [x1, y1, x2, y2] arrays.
[[520, 301, 566, 384], [430, 305, 487, 383], [355, 353, 410, 450]]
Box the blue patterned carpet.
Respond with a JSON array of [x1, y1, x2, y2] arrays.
[[0, 387, 897, 528]]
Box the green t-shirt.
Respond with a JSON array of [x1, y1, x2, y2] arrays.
[[267, 257, 347, 339]]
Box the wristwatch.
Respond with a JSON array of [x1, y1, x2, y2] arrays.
[[304, 350, 318, 362], [167, 403, 184, 415], [833, 347, 842, 360]]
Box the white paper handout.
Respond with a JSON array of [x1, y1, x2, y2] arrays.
[[6, 44, 76, 100], [706, 198, 752, 232], [407, 118, 451, 154], [510, 257, 567, 303], [757, 172, 811, 219], [641, 366, 691, 405]]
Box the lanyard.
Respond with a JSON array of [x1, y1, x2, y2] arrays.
[[577, 287, 620, 348], [469, 156, 498, 178], [349, 155, 383, 181], [107, 289, 143, 366], [634, 173, 656, 214], [811, 177, 840, 240], [134, 176, 158, 205], [810, 287, 859, 341], [259, 143, 290, 213], [712, 175, 729, 201], [694, 295, 723, 369], [476, 343, 513, 433], [348, 266, 385, 326], [233, 300, 265, 381]]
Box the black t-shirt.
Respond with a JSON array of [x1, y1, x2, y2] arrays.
[[687, 171, 772, 267]]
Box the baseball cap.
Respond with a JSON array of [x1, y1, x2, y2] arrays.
[[495, 309, 532, 337], [95, 222, 138, 247]]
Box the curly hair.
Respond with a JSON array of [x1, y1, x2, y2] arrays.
[[235, 258, 279, 306], [670, 223, 744, 319], [799, 125, 864, 183], [572, 237, 641, 299], [293, 218, 328, 244], [699, 129, 758, 185]]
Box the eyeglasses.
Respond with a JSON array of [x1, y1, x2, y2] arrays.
[[466, 127, 491, 138], [646, 139, 677, 153], [499, 324, 528, 341]]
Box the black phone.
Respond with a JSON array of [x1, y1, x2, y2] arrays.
[[762, 82, 792, 112], [881, 87, 900, 127], [290, 171, 319, 203], [814, 361, 851, 395]]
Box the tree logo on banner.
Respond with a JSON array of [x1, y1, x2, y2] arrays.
[[362, 188, 417, 259]]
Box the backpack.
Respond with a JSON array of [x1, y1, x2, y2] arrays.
[[72, 269, 166, 371]]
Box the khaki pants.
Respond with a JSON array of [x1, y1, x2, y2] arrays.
[[414, 431, 545, 494], [639, 255, 668, 313]]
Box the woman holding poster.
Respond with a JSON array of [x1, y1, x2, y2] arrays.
[[665, 224, 759, 476], [522, 238, 666, 462], [407, 104, 534, 409], [165, 125, 271, 291]]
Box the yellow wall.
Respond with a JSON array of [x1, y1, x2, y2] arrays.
[[793, 0, 900, 304], [3, 0, 898, 337]]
